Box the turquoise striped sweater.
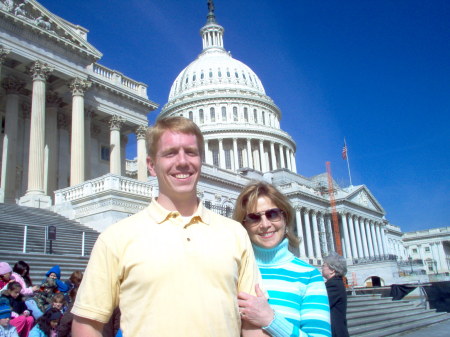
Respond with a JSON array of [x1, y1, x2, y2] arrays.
[[254, 239, 331, 337]]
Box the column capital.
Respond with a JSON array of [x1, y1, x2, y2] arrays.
[[68, 77, 92, 96], [2, 76, 25, 94], [109, 115, 126, 131], [29, 60, 53, 81], [136, 125, 148, 140], [46, 90, 63, 107]]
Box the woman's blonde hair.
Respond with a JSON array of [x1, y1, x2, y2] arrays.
[[233, 181, 299, 247]]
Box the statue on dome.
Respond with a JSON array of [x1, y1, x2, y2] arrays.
[[207, 0, 215, 14]]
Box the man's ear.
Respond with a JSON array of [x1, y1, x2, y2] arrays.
[[147, 156, 157, 177]]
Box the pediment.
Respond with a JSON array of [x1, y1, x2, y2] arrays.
[[346, 186, 385, 213], [0, 0, 102, 60]]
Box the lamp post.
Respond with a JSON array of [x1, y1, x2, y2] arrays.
[[408, 256, 413, 274]]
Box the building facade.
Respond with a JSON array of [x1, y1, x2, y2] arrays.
[[1, 1, 448, 286]]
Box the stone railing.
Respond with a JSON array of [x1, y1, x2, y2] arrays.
[[91, 63, 148, 98], [54, 174, 152, 204]]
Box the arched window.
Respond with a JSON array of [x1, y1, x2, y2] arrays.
[[253, 109, 258, 123], [188, 111, 193, 120], [233, 107, 238, 121], [244, 107, 248, 122], [262, 111, 266, 125], [201, 72, 204, 80], [210, 107, 215, 122], [221, 107, 227, 121], [199, 109, 204, 124]]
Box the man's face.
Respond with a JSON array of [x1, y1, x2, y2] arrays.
[[321, 263, 335, 280], [48, 273, 57, 279], [147, 131, 201, 206]]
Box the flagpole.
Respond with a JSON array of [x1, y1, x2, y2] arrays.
[[344, 138, 353, 186]]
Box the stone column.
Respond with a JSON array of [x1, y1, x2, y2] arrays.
[[318, 213, 328, 256], [19, 61, 53, 208], [279, 144, 285, 169], [285, 147, 291, 171], [325, 215, 335, 253], [295, 208, 306, 257], [375, 223, 384, 256], [370, 221, 380, 256], [136, 125, 148, 181], [291, 151, 297, 173], [218, 138, 225, 169], [259, 140, 265, 172], [303, 209, 313, 258], [109, 115, 125, 175], [380, 224, 389, 256], [348, 213, 358, 258], [233, 138, 239, 170], [359, 217, 369, 258], [311, 211, 322, 258], [365, 219, 374, 257], [246, 138, 253, 169], [341, 212, 352, 259], [84, 109, 94, 180], [353, 215, 364, 258], [270, 141, 277, 170], [69, 78, 91, 186], [44, 90, 62, 200], [1, 77, 24, 202]]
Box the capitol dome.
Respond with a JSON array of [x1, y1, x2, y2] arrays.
[[160, 5, 297, 175], [168, 46, 266, 101]]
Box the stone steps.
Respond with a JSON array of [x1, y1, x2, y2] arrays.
[[347, 294, 450, 336]]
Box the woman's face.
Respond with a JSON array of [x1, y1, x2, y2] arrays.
[[321, 263, 336, 280], [244, 196, 286, 249]]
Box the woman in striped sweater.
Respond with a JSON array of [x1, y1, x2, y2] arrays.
[[234, 181, 331, 337]]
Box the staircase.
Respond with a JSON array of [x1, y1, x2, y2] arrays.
[[0, 203, 100, 281], [347, 294, 450, 336]]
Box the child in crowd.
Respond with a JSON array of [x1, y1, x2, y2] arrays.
[[63, 271, 82, 293], [43, 266, 69, 293], [0, 283, 34, 337], [0, 262, 39, 296], [0, 302, 19, 337], [57, 288, 77, 337], [46, 293, 66, 315], [13, 261, 35, 289], [29, 308, 62, 337]]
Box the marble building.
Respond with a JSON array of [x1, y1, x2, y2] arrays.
[[1, 1, 448, 286]]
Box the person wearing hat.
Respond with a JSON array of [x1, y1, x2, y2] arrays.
[[0, 301, 19, 337], [0, 262, 13, 291]]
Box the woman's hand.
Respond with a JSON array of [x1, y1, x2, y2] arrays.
[[238, 284, 274, 328]]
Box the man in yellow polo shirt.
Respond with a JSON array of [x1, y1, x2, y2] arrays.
[[72, 117, 263, 336]]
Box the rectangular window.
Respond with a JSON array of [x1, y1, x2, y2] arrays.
[[221, 107, 227, 121], [412, 248, 418, 254], [212, 149, 219, 166], [233, 107, 238, 121], [424, 247, 430, 252], [101, 146, 110, 161], [244, 108, 248, 122], [210, 108, 215, 122]]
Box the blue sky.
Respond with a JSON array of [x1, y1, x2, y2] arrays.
[[38, 0, 449, 233]]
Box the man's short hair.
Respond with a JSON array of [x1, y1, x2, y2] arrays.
[[146, 116, 205, 160]]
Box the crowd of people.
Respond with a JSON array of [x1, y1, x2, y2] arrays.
[[2, 116, 350, 337], [0, 262, 121, 337]]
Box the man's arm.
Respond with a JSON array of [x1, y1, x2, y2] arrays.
[[72, 315, 104, 337]]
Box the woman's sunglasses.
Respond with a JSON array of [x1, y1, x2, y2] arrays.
[[243, 208, 284, 226]]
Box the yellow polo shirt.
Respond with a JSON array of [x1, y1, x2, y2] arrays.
[[73, 199, 261, 336]]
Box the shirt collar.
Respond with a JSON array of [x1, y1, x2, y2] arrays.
[[147, 198, 212, 227]]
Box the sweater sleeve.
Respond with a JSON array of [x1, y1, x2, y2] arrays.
[[12, 273, 34, 296]]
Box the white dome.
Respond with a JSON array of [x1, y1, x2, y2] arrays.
[[168, 48, 266, 101]]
